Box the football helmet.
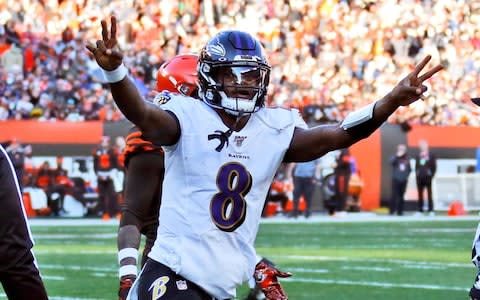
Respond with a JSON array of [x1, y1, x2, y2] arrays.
[[156, 54, 198, 96], [198, 30, 271, 116]]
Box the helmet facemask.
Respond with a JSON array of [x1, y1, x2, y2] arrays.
[[198, 30, 271, 116], [199, 63, 270, 116]]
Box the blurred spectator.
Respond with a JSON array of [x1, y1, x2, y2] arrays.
[[92, 136, 119, 220], [35, 161, 53, 192], [266, 163, 292, 215], [333, 148, 353, 214], [415, 139, 437, 215], [50, 156, 72, 216], [34, 160, 55, 214], [287, 159, 322, 218], [1, 43, 22, 72], [0, 0, 478, 126], [112, 135, 126, 205], [389, 144, 411, 216]]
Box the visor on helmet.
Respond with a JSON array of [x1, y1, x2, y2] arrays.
[[211, 66, 267, 100]]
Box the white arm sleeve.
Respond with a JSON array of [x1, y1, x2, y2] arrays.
[[340, 101, 376, 130]]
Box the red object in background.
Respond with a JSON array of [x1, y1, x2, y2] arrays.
[[22, 192, 36, 217], [0, 43, 11, 56], [271, 181, 284, 193], [448, 201, 465, 216], [271, 180, 293, 193], [264, 202, 279, 217], [0, 121, 103, 144], [298, 196, 306, 212], [24, 46, 35, 73], [348, 173, 364, 197], [284, 200, 293, 213]]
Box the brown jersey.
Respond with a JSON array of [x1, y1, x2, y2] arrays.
[[123, 127, 164, 167]]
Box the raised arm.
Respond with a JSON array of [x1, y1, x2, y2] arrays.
[[86, 16, 179, 146], [284, 55, 443, 162]]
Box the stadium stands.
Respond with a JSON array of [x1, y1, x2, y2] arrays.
[[0, 0, 479, 125]]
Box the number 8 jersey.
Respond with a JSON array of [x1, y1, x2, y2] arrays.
[[148, 94, 307, 299]]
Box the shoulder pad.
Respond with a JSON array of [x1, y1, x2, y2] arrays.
[[255, 107, 303, 131], [153, 91, 193, 107], [153, 90, 173, 106]]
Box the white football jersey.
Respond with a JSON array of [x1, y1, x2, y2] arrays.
[[148, 95, 307, 299]]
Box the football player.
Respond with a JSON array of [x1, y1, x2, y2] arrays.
[[117, 54, 290, 300], [88, 16, 442, 300], [117, 53, 199, 300], [470, 97, 480, 300], [0, 144, 49, 300], [470, 225, 480, 300]]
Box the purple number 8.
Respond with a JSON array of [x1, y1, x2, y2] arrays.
[[210, 162, 252, 232]]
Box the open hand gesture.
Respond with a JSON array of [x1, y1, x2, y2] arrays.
[[86, 16, 123, 71], [390, 55, 443, 106]]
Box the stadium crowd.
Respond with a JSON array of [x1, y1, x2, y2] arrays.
[[0, 0, 479, 125]]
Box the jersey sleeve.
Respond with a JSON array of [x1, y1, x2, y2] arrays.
[[255, 107, 308, 131], [159, 93, 190, 119], [123, 126, 164, 167], [159, 94, 195, 152], [291, 108, 308, 130]]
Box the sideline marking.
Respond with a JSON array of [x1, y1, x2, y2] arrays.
[[0, 294, 104, 300], [288, 267, 329, 273], [28, 215, 480, 226], [272, 255, 472, 268], [40, 264, 116, 273], [34, 233, 117, 239], [285, 277, 468, 292], [341, 266, 392, 272], [43, 275, 65, 280]]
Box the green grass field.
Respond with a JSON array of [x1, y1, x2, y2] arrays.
[[1, 216, 478, 299]]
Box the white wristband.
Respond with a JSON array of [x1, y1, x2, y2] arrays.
[[119, 265, 138, 278], [118, 248, 139, 263], [102, 64, 128, 83]]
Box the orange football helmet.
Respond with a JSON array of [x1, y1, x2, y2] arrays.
[[156, 54, 199, 96]]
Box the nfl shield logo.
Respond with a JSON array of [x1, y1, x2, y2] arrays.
[[234, 136, 247, 147], [176, 280, 188, 290]]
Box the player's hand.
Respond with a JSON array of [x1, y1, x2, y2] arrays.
[[118, 275, 135, 300], [389, 55, 443, 106], [86, 16, 124, 71], [254, 260, 292, 300]]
